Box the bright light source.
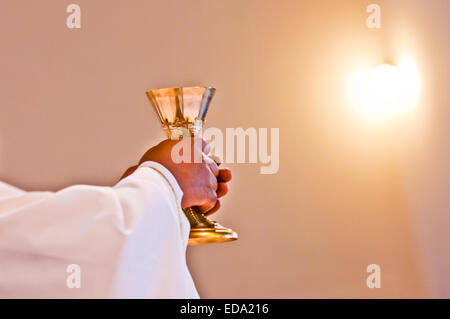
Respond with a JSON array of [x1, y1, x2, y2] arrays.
[[349, 61, 420, 122]]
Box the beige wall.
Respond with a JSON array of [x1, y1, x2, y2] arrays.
[[381, 0, 450, 298], [0, 0, 447, 298]]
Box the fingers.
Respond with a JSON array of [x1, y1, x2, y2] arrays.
[[198, 182, 227, 215], [204, 200, 221, 216], [198, 189, 218, 213], [204, 155, 219, 178], [210, 172, 218, 192], [208, 154, 222, 166], [200, 168, 230, 215], [216, 182, 229, 198], [199, 138, 211, 154], [218, 168, 232, 183], [150, 138, 231, 217]]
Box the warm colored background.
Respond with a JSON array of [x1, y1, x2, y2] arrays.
[[0, 0, 448, 298]]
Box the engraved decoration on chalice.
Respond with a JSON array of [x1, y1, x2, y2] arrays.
[[146, 86, 238, 245]]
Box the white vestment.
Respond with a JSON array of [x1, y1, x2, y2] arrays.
[[0, 161, 199, 298]]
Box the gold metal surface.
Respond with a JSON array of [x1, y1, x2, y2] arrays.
[[146, 86, 238, 245], [189, 226, 238, 245]]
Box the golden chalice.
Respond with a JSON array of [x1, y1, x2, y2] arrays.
[[146, 86, 238, 245]]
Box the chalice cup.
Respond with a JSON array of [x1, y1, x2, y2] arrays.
[[145, 86, 238, 245]]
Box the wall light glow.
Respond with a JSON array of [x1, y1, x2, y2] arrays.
[[349, 60, 421, 122]]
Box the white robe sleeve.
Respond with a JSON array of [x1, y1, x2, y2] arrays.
[[0, 161, 198, 299]]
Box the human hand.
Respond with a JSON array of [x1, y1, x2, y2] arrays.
[[121, 139, 232, 215]]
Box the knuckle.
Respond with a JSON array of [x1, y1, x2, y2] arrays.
[[210, 161, 219, 173], [210, 176, 218, 191], [208, 189, 218, 203]]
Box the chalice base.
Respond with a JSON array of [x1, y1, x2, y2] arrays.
[[183, 207, 238, 245], [189, 222, 238, 245]]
